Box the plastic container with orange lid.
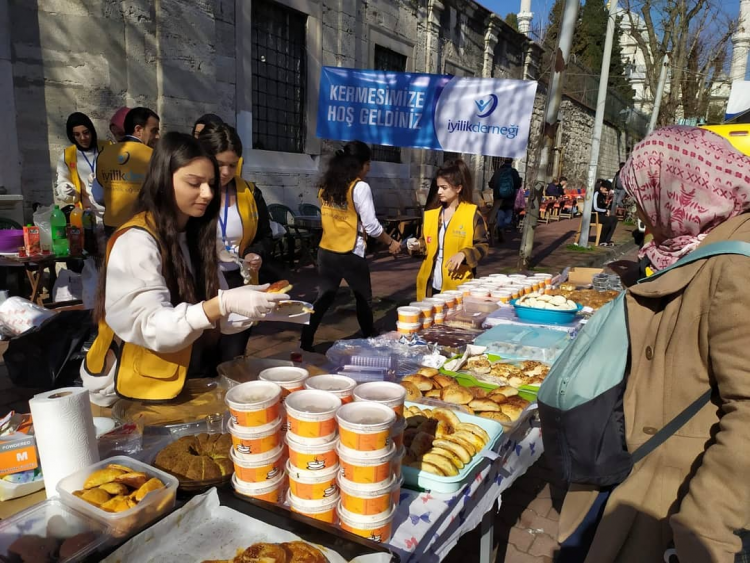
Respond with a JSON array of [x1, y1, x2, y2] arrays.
[[435, 294, 456, 310], [232, 471, 286, 503], [286, 459, 339, 501], [434, 312, 446, 325], [228, 417, 283, 457], [304, 374, 357, 404], [396, 322, 421, 336], [286, 433, 338, 472], [352, 382, 406, 418], [397, 306, 421, 324], [225, 380, 282, 428], [258, 366, 309, 398], [422, 316, 434, 329], [338, 503, 395, 543], [337, 402, 395, 452], [443, 290, 463, 310], [409, 302, 434, 319], [337, 443, 396, 484], [230, 443, 285, 482], [287, 489, 339, 524], [422, 297, 445, 315], [338, 474, 395, 516], [457, 283, 476, 297], [533, 273, 554, 286], [284, 390, 341, 439], [390, 417, 407, 450]]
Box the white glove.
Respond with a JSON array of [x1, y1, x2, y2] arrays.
[[218, 284, 289, 319], [406, 238, 420, 251], [57, 182, 77, 201]]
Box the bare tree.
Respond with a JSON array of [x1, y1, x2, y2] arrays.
[[621, 0, 735, 124]]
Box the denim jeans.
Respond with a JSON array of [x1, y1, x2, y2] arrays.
[[496, 208, 513, 229]]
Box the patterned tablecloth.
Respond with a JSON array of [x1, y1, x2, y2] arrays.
[[387, 408, 543, 563]]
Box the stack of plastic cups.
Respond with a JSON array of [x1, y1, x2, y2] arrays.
[[336, 400, 398, 543], [436, 293, 457, 313], [305, 374, 357, 404], [226, 381, 287, 503], [443, 290, 464, 311], [491, 288, 514, 305], [533, 273, 553, 294], [285, 390, 342, 523], [423, 297, 446, 325], [396, 306, 422, 337], [409, 302, 435, 329], [470, 286, 492, 299]]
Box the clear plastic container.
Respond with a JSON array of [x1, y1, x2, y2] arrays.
[[56, 456, 178, 538], [0, 497, 110, 563]]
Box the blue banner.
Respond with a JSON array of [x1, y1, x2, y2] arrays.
[[316, 67, 538, 158]]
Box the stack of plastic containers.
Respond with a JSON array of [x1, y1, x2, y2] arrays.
[[423, 296, 446, 324], [226, 381, 287, 503], [304, 374, 357, 404], [285, 390, 342, 523], [409, 301, 435, 329], [396, 306, 422, 337], [259, 366, 309, 400]]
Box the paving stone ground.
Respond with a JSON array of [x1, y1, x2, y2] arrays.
[[0, 217, 638, 561]]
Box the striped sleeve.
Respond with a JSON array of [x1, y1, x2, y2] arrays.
[[460, 210, 490, 269]]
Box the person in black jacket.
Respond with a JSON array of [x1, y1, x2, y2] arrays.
[[593, 180, 618, 246]]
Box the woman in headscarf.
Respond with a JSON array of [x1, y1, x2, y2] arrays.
[[109, 107, 130, 142], [55, 112, 109, 221], [557, 126, 750, 563]]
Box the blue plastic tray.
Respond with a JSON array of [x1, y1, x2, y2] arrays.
[[511, 300, 583, 325]]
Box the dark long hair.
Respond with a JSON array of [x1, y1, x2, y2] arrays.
[[426, 159, 474, 209], [66, 112, 98, 151], [198, 122, 243, 159], [192, 113, 224, 137], [320, 141, 371, 207], [95, 132, 221, 322]]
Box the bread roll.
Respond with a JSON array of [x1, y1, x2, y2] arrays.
[[402, 374, 434, 391], [468, 398, 502, 412], [418, 366, 440, 377], [479, 411, 512, 423], [433, 374, 457, 388], [440, 385, 473, 405], [500, 403, 525, 421], [400, 381, 422, 401]]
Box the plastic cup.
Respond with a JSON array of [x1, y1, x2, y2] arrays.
[[228, 418, 283, 457], [225, 381, 282, 428], [492, 290, 514, 304], [396, 321, 421, 336], [337, 443, 396, 484], [259, 366, 309, 399], [338, 502, 395, 543], [470, 287, 491, 298], [409, 302, 434, 319], [422, 297, 445, 315], [443, 290, 463, 310], [284, 390, 341, 439], [232, 471, 286, 503], [304, 374, 357, 404], [287, 489, 339, 524], [422, 316, 434, 329], [230, 444, 285, 482], [338, 474, 395, 516], [435, 294, 457, 310], [286, 433, 338, 471], [352, 382, 406, 417], [397, 306, 421, 324], [336, 401, 396, 452], [286, 459, 339, 501], [434, 312, 445, 325]]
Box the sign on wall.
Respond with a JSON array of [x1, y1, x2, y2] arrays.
[[316, 66, 538, 158]]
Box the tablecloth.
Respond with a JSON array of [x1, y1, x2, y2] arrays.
[[388, 409, 544, 562]]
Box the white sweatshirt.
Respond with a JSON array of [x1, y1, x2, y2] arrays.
[[352, 181, 383, 258], [55, 148, 105, 222], [81, 228, 253, 406]]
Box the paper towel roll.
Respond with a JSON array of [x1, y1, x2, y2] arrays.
[[29, 387, 99, 497]]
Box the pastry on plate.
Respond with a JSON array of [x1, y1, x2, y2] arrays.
[[432, 374, 456, 388], [417, 366, 440, 377], [468, 399, 502, 412], [402, 374, 434, 391], [400, 381, 422, 401], [466, 356, 491, 374], [440, 385, 473, 405], [479, 411, 512, 423]]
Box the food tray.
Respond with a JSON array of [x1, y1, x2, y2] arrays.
[[511, 300, 583, 325], [0, 497, 111, 563], [473, 324, 572, 363], [401, 401, 504, 494], [56, 455, 178, 538], [438, 354, 539, 402]]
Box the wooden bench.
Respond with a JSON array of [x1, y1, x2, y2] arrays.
[[575, 212, 603, 246]]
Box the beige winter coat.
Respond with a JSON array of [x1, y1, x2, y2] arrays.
[[559, 213, 750, 562]]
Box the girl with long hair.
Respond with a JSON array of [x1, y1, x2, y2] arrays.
[[413, 159, 489, 300], [300, 141, 401, 351], [198, 122, 274, 361], [81, 132, 287, 405]]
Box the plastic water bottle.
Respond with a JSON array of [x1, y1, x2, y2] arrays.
[[50, 205, 69, 256]]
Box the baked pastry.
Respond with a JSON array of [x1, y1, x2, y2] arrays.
[[479, 411, 512, 423], [79, 487, 111, 506], [400, 381, 422, 401], [155, 433, 233, 481], [500, 403, 525, 421], [432, 374, 457, 388], [282, 541, 328, 563], [114, 471, 148, 489], [440, 385, 473, 405], [466, 356, 491, 374], [468, 387, 488, 399], [491, 386, 519, 398], [99, 482, 129, 495], [425, 389, 442, 398], [132, 477, 165, 502], [417, 366, 440, 377], [84, 467, 125, 489], [468, 399, 502, 412], [266, 280, 292, 294], [422, 452, 459, 476], [402, 374, 434, 391]]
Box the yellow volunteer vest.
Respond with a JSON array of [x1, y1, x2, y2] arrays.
[[84, 212, 192, 401], [319, 180, 359, 253], [63, 141, 109, 208], [97, 141, 153, 227], [416, 202, 477, 301], [236, 179, 260, 284]]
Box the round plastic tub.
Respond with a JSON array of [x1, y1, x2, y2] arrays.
[[337, 443, 396, 484], [286, 433, 338, 471], [391, 475, 404, 506], [434, 312, 445, 325], [396, 322, 421, 336], [259, 366, 309, 398], [533, 273, 553, 286], [352, 383, 405, 419], [229, 418, 283, 458], [435, 294, 456, 310], [338, 474, 395, 516], [443, 290, 463, 310], [422, 316, 434, 329], [225, 381, 282, 428], [390, 417, 407, 450], [392, 446, 405, 479], [286, 459, 339, 500], [509, 274, 528, 282], [287, 489, 339, 524], [422, 297, 445, 315], [304, 374, 357, 404], [284, 390, 341, 439], [457, 283, 476, 297], [232, 471, 286, 503], [491, 289, 514, 304], [338, 502, 395, 543], [409, 302, 434, 319], [230, 443, 285, 482], [397, 306, 421, 324]]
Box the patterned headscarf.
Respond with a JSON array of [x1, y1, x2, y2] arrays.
[[621, 126, 750, 270]]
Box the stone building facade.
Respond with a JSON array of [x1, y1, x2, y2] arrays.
[[1, 0, 637, 221]]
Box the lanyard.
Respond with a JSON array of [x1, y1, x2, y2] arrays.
[[80, 147, 98, 175], [218, 185, 236, 250]]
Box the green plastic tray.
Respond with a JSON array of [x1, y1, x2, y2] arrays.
[[439, 354, 539, 402]]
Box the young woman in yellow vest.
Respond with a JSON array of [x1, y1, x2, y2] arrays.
[[55, 112, 109, 221], [414, 159, 490, 301], [81, 132, 288, 406], [198, 122, 274, 361], [300, 141, 401, 351]]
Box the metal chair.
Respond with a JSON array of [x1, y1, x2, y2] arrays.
[[267, 203, 315, 268], [298, 203, 321, 217]]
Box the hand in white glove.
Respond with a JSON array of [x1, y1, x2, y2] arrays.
[[57, 182, 77, 201], [218, 284, 289, 320]]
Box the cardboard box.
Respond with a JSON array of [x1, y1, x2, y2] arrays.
[[567, 267, 604, 287], [0, 434, 38, 476]]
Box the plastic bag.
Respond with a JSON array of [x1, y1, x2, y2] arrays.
[[52, 269, 83, 302], [81, 258, 98, 309], [270, 220, 287, 240], [32, 205, 54, 247], [0, 297, 56, 337]]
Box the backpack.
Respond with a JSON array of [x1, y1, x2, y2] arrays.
[[538, 241, 750, 487], [494, 167, 516, 200]]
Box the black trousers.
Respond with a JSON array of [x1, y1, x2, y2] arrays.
[[598, 213, 618, 244], [218, 268, 253, 362], [301, 249, 374, 350]]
